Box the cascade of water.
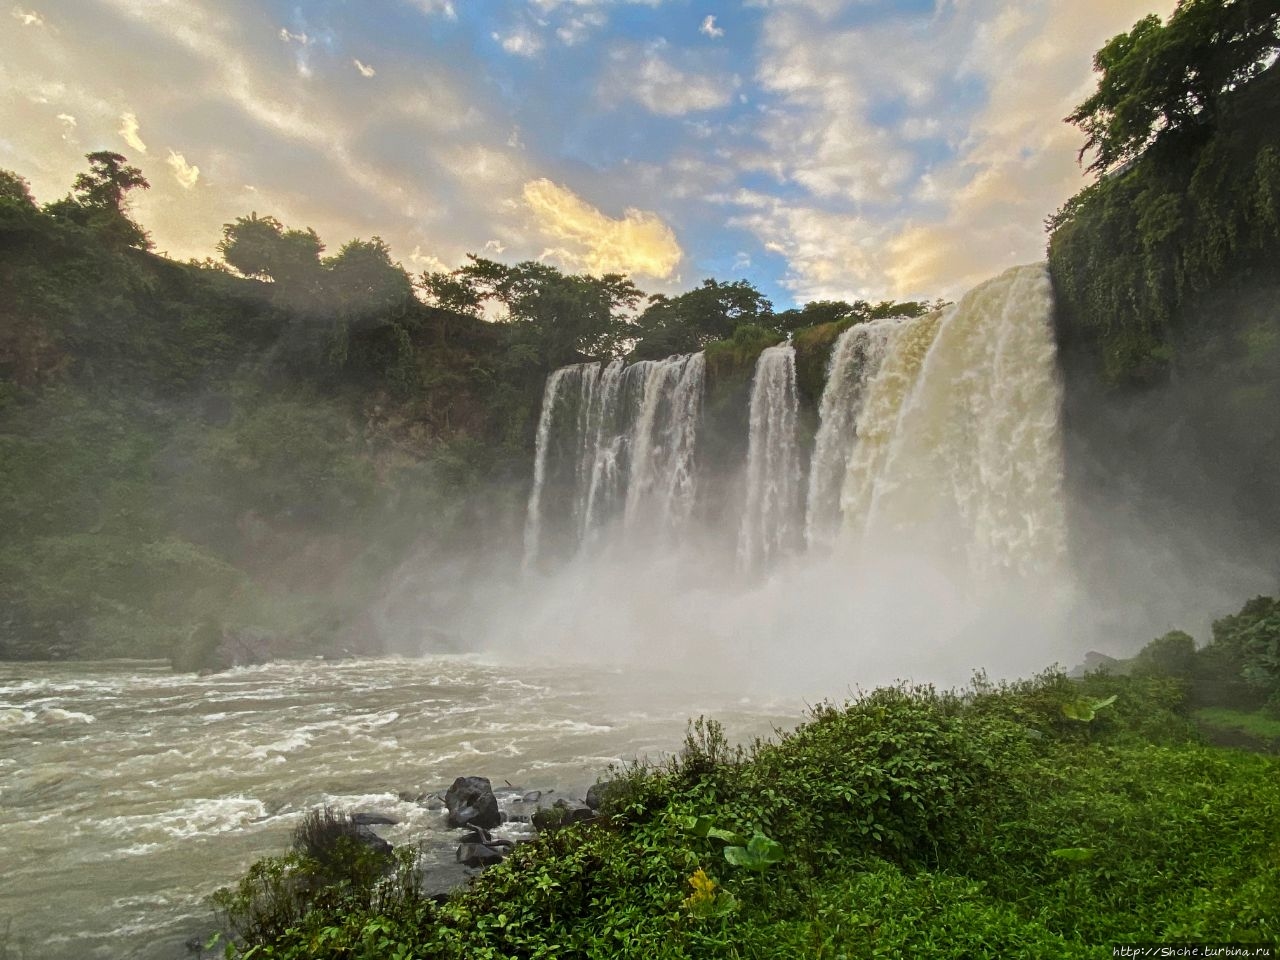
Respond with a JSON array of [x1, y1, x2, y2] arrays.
[[738, 344, 803, 571], [863, 263, 1066, 576], [839, 311, 944, 536], [580, 358, 627, 543], [521, 362, 599, 569], [804, 319, 904, 549], [623, 352, 706, 537], [525, 352, 705, 566]]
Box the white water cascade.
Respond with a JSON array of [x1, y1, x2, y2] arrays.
[[804, 318, 904, 550], [522, 352, 705, 567], [738, 344, 803, 572], [857, 263, 1066, 577], [512, 263, 1070, 683]]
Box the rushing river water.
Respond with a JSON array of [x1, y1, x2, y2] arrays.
[[0, 657, 799, 960]]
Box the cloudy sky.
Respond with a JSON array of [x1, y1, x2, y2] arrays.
[[2, 0, 1173, 305]]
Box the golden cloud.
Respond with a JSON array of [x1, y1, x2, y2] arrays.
[[521, 178, 682, 279]]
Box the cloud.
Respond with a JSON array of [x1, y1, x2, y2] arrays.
[[166, 150, 200, 189], [406, 0, 456, 18], [353, 58, 376, 77], [118, 112, 147, 153], [11, 6, 42, 26], [522, 178, 682, 278], [278, 28, 310, 44], [699, 15, 723, 38], [602, 43, 737, 115], [494, 26, 544, 57]]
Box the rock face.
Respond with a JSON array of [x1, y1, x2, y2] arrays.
[[445, 776, 501, 829]]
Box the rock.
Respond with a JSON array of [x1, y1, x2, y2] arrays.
[[532, 798, 595, 832], [522, 790, 542, 804], [456, 842, 505, 868], [354, 824, 393, 856], [351, 812, 399, 826], [585, 780, 624, 812], [445, 776, 501, 829]]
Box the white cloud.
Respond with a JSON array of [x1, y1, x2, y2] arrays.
[[353, 58, 376, 77], [556, 9, 607, 44], [603, 43, 737, 115], [522, 178, 682, 278], [166, 149, 200, 189], [118, 111, 147, 153], [278, 27, 310, 44], [493, 26, 544, 57], [11, 6, 43, 26], [699, 14, 723, 38], [406, 0, 456, 18]]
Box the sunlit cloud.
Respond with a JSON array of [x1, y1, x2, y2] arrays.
[[11, 6, 42, 26], [522, 178, 682, 279], [166, 150, 200, 189], [699, 14, 723, 38], [118, 112, 147, 154], [406, 0, 456, 19], [353, 59, 376, 77]]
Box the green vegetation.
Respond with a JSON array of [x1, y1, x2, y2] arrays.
[[1048, 1, 1280, 383], [211, 665, 1280, 958]]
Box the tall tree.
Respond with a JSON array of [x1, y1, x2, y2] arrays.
[[1068, 0, 1280, 174], [44, 152, 151, 248]]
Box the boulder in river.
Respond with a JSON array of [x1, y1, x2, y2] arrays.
[[532, 798, 594, 832], [445, 776, 501, 829]]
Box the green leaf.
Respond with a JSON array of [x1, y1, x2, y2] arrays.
[[1050, 847, 1097, 862], [724, 831, 785, 871]]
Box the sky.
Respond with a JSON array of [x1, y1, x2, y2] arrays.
[[1, 0, 1175, 307]]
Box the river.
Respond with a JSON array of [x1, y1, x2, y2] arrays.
[[0, 657, 800, 959]]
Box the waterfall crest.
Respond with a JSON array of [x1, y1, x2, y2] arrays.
[[738, 344, 803, 572]]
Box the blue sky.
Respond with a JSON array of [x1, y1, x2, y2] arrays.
[[2, 0, 1172, 305]]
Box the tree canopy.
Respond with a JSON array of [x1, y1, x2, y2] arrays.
[[1068, 0, 1280, 174], [43, 151, 151, 248]]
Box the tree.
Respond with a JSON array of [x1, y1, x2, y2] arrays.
[[44, 151, 151, 248], [324, 237, 413, 320], [633, 279, 772, 358], [1068, 0, 1280, 174], [421, 255, 642, 367], [218, 213, 325, 293]]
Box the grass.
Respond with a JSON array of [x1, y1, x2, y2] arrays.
[[1194, 707, 1280, 740]]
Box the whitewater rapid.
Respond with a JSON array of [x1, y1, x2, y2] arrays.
[[0, 658, 796, 960]]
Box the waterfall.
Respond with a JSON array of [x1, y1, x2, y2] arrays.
[[804, 319, 903, 550], [861, 263, 1066, 576], [738, 344, 803, 572], [525, 263, 1065, 584], [837, 311, 944, 538], [623, 352, 706, 539], [523, 353, 705, 567]]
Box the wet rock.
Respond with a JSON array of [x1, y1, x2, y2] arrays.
[[355, 824, 393, 856], [522, 790, 542, 804], [532, 798, 595, 832], [456, 842, 505, 868], [585, 780, 624, 812], [445, 776, 500, 829], [351, 812, 399, 826]]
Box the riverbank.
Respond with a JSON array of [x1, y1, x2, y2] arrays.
[[215, 667, 1280, 958]]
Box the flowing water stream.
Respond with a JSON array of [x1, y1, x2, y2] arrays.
[[0, 658, 797, 960]]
